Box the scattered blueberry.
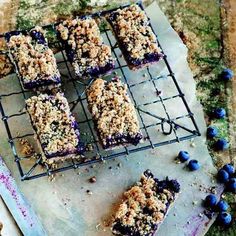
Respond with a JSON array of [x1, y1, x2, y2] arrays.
[[188, 160, 200, 171], [215, 139, 229, 151], [214, 108, 226, 119], [177, 151, 190, 162], [207, 126, 218, 138], [217, 200, 229, 212], [221, 68, 234, 81], [204, 194, 217, 208], [217, 169, 230, 183], [226, 178, 236, 193], [217, 212, 232, 225], [223, 164, 235, 176]]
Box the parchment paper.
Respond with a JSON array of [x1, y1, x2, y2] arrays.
[[0, 2, 223, 236]]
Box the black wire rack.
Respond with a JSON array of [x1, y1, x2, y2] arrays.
[[0, 3, 201, 180]]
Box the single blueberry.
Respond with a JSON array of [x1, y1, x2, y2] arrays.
[[207, 126, 218, 138], [223, 164, 235, 176], [226, 178, 236, 193], [215, 139, 229, 151], [217, 212, 232, 225], [188, 160, 200, 171], [217, 200, 229, 212], [204, 194, 217, 208], [221, 68, 234, 81], [214, 108, 226, 119], [217, 169, 230, 183], [177, 151, 190, 162]]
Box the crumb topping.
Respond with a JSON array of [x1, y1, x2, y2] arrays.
[[57, 18, 114, 76], [87, 78, 141, 147], [109, 5, 161, 60], [112, 173, 178, 235], [7, 27, 60, 85], [26, 93, 80, 157]]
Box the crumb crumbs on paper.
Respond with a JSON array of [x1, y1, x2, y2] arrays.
[[19, 138, 34, 156]]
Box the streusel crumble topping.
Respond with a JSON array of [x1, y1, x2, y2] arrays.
[[7, 27, 60, 86], [26, 93, 80, 157], [87, 78, 141, 147], [57, 18, 114, 77], [112, 171, 180, 235], [108, 4, 161, 61]]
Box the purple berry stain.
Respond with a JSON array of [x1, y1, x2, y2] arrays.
[[0, 158, 34, 227]]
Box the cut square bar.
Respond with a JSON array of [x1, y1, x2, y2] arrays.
[[106, 4, 163, 70], [6, 27, 61, 89], [87, 78, 142, 149], [57, 17, 115, 78], [25, 93, 84, 161], [112, 170, 180, 235]]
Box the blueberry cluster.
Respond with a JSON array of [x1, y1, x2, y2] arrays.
[[204, 193, 232, 226], [217, 164, 236, 193], [206, 68, 234, 151]]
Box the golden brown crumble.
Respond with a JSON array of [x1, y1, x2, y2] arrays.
[[87, 78, 141, 146], [7, 27, 60, 85], [57, 18, 114, 76], [109, 5, 161, 60], [26, 93, 79, 157], [19, 138, 34, 156]]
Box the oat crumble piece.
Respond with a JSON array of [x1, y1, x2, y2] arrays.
[[106, 4, 163, 70], [112, 170, 180, 235], [57, 17, 115, 78], [25, 92, 84, 160], [87, 78, 142, 149], [6, 27, 61, 89]]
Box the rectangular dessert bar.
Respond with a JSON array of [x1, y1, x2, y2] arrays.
[[112, 170, 180, 236], [106, 4, 163, 70], [57, 17, 115, 78], [6, 27, 61, 89], [87, 78, 142, 149], [25, 93, 84, 161]]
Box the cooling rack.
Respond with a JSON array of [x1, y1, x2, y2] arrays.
[[0, 2, 200, 180]]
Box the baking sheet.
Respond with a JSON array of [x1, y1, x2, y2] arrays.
[[0, 2, 223, 235]]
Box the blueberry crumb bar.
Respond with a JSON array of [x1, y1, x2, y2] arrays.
[[57, 17, 115, 78], [26, 93, 84, 161], [112, 170, 180, 235], [87, 78, 142, 149], [6, 27, 61, 89], [106, 4, 163, 70]]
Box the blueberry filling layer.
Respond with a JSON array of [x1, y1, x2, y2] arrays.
[[87, 78, 142, 149], [112, 170, 180, 236]]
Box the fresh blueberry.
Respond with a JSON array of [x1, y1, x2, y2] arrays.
[[30, 30, 42, 39], [214, 108, 226, 119], [217, 169, 230, 183], [217, 200, 229, 212], [217, 212, 232, 225], [215, 139, 229, 151], [223, 164, 235, 176], [188, 160, 200, 171], [226, 178, 236, 193], [204, 194, 217, 208], [178, 151, 190, 162], [207, 126, 218, 138], [221, 68, 234, 81]]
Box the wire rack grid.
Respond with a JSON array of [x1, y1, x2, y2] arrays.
[[0, 5, 200, 180]]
